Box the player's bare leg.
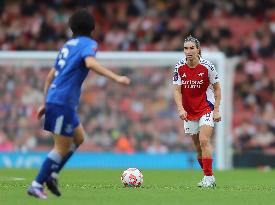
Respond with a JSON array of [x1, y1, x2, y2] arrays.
[[44, 135, 73, 197], [28, 135, 72, 198], [199, 125, 216, 188], [191, 134, 206, 187], [46, 125, 85, 196], [199, 125, 213, 157], [53, 134, 74, 157], [191, 134, 203, 167], [73, 124, 85, 146]]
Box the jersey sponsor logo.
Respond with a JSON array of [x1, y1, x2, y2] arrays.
[[173, 72, 178, 81], [181, 80, 204, 88]]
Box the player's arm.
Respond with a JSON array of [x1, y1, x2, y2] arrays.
[[43, 68, 56, 102], [84, 57, 130, 85], [173, 85, 187, 121], [212, 82, 221, 122], [208, 61, 221, 122], [37, 68, 55, 119]]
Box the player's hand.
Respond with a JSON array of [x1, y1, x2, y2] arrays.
[[115, 76, 131, 85], [179, 109, 188, 121], [213, 110, 221, 122], [37, 105, 45, 120]]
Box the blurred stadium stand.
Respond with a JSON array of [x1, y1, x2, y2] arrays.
[[0, 0, 275, 167]]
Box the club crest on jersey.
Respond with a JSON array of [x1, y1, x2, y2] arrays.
[[198, 72, 204, 77], [65, 124, 73, 133], [182, 73, 186, 78]]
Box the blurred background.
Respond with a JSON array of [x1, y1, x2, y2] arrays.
[[0, 0, 275, 169]]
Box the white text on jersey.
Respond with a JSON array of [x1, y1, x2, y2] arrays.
[[181, 80, 204, 88]]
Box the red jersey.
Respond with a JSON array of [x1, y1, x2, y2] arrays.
[[173, 58, 220, 120]]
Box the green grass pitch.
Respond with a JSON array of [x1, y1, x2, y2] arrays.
[[0, 169, 275, 205]]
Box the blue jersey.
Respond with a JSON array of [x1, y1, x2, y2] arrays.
[[46, 36, 98, 109]]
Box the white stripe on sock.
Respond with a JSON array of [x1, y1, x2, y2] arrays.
[[32, 180, 43, 188]]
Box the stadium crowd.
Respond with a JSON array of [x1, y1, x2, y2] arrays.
[[0, 0, 275, 153], [0, 66, 191, 153]]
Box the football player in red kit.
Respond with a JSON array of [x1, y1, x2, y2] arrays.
[[173, 36, 221, 188]]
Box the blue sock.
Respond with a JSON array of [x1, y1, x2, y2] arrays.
[[56, 144, 78, 174], [35, 150, 62, 185]]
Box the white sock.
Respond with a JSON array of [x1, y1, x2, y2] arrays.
[[32, 180, 43, 188], [51, 172, 58, 179]]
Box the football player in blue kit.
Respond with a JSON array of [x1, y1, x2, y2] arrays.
[[27, 9, 130, 199]]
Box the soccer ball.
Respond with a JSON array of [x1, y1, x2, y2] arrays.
[[121, 168, 143, 187]]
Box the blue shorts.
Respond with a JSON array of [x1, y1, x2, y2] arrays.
[[44, 103, 80, 137]]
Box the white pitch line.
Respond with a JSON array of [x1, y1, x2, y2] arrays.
[[0, 177, 26, 181]]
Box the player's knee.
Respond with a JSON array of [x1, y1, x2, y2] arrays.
[[74, 134, 85, 146], [54, 142, 72, 156], [77, 136, 85, 145], [199, 138, 209, 149]]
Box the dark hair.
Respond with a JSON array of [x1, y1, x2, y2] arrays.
[[69, 9, 95, 37], [184, 35, 201, 57]]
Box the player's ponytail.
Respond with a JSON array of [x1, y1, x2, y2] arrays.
[[198, 49, 202, 59]]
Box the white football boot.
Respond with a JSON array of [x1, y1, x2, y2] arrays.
[[197, 176, 205, 187], [200, 176, 216, 188]]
